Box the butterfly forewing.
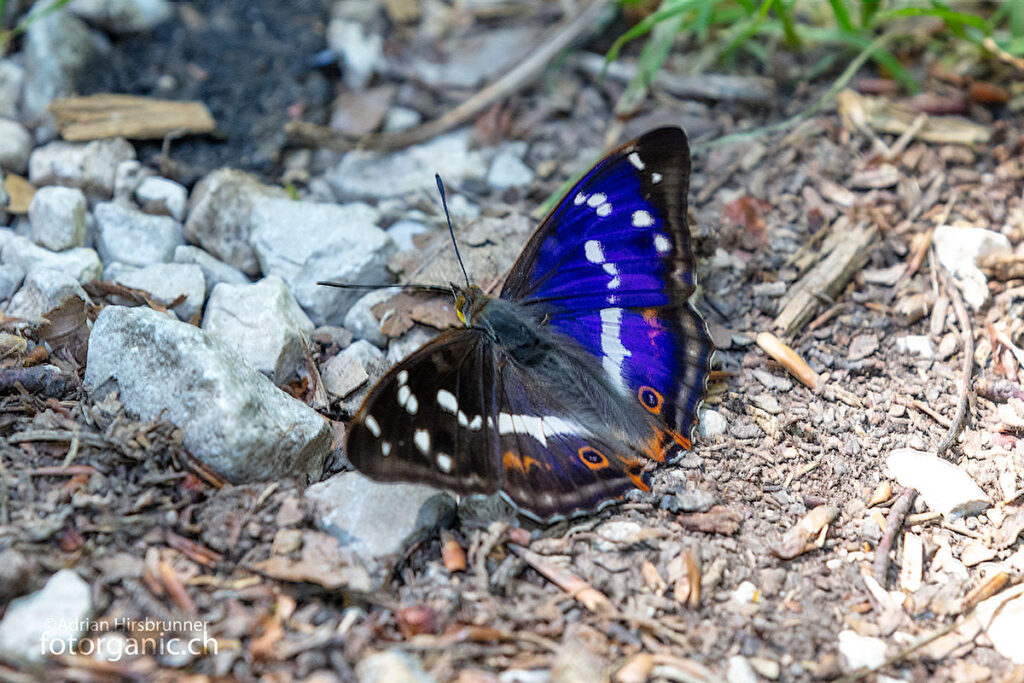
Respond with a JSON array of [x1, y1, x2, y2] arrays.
[[346, 330, 502, 494], [501, 127, 713, 460]]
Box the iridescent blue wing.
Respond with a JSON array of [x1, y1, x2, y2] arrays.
[[501, 127, 712, 459]]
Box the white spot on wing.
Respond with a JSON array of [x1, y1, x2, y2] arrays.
[[628, 152, 645, 170], [406, 393, 418, 414], [496, 413, 585, 446], [414, 429, 430, 454], [468, 415, 483, 430], [651, 172, 663, 184], [437, 453, 453, 473], [457, 410, 468, 427], [365, 415, 381, 438], [437, 389, 458, 413], [584, 240, 604, 264], [587, 193, 606, 208], [632, 209, 654, 228], [397, 384, 410, 407], [654, 234, 672, 253], [381, 441, 392, 456], [397, 370, 408, 385], [596, 203, 612, 217], [600, 307, 630, 393], [574, 192, 587, 206]]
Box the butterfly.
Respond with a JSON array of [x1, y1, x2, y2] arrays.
[[344, 127, 713, 523]]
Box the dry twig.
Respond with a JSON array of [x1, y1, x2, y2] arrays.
[[872, 486, 918, 587], [936, 270, 974, 457]]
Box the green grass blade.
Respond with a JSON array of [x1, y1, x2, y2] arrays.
[[826, 0, 854, 33]]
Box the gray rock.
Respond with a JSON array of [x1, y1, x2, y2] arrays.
[[387, 326, 435, 365], [386, 220, 429, 252], [321, 352, 369, 398], [173, 245, 249, 289], [84, 306, 331, 483], [67, 0, 172, 32], [5, 267, 89, 320], [699, 408, 728, 437], [112, 159, 153, 200], [250, 197, 392, 325], [0, 60, 25, 119], [486, 144, 534, 191], [0, 569, 91, 664], [22, 7, 101, 119], [109, 262, 205, 321], [185, 168, 287, 276], [94, 201, 183, 266], [343, 288, 395, 348], [306, 472, 455, 561], [335, 340, 387, 412], [331, 130, 488, 201], [135, 176, 187, 221], [2, 235, 102, 282], [28, 186, 87, 251], [356, 650, 435, 683], [382, 106, 421, 132], [0, 119, 33, 174], [326, 18, 382, 91], [413, 26, 535, 90], [29, 138, 136, 197], [0, 263, 25, 300], [202, 275, 314, 383], [933, 224, 1012, 310]]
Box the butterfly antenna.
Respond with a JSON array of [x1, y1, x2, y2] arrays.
[[435, 174, 471, 289]]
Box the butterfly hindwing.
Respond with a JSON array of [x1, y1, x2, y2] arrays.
[[490, 357, 651, 522]]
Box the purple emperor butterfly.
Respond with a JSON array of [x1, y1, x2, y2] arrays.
[[345, 127, 713, 523]]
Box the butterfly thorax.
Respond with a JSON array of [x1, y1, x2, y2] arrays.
[[454, 285, 656, 452]]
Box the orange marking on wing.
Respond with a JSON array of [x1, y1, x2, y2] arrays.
[[644, 427, 693, 462], [578, 446, 610, 470], [638, 385, 664, 415], [623, 458, 650, 491], [503, 451, 543, 475]]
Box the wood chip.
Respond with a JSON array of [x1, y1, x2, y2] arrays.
[[899, 531, 923, 593], [2, 173, 35, 213], [771, 505, 838, 559], [836, 88, 990, 145], [49, 94, 216, 141], [773, 220, 878, 337], [756, 332, 821, 391], [508, 544, 611, 613]]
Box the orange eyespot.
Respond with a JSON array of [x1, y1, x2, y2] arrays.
[[638, 386, 664, 414], [578, 446, 609, 470]]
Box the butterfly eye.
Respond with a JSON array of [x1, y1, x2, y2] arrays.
[[454, 294, 468, 325]]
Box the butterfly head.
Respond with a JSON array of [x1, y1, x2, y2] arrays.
[[453, 284, 487, 326]]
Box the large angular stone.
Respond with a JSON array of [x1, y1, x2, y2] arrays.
[[28, 186, 87, 251], [173, 245, 249, 289], [184, 168, 287, 276], [5, 267, 89, 321], [84, 306, 330, 483], [249, 197, 393, 325], [202, 275, 314, 383], [1, 235, 102, 283], [94, 201, 183, 267], [28, 139, 135, 197], [107, 262, 205, 321], [330, 130, 488, 201]]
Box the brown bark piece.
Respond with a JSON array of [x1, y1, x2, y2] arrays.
[[774, 220, 878, 337], [50, 94, 216, 141]]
